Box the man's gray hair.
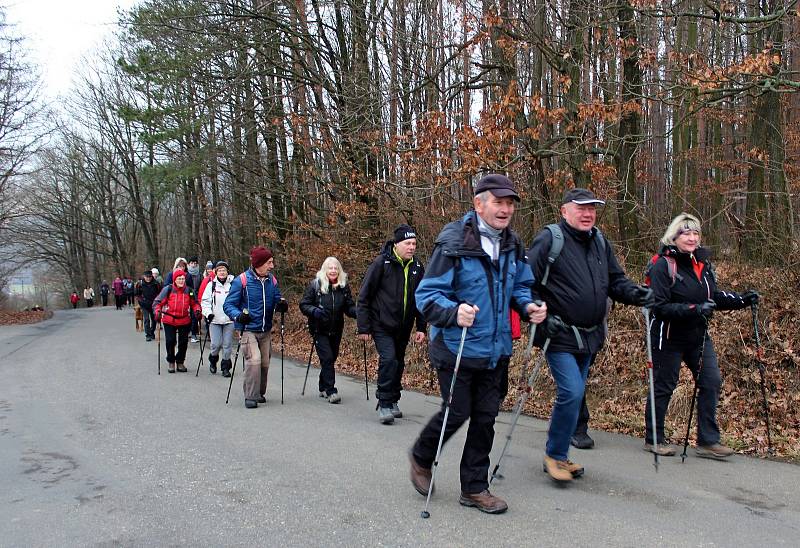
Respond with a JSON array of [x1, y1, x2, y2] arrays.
[[475, 190, 491, 204]]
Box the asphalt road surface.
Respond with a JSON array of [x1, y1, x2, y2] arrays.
[[1, 307, 798, 547]]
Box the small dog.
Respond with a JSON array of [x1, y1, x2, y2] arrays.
[[134, 303, 144, 332]]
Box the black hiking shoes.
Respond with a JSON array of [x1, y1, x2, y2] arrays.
[[570, 432, 595, 449]]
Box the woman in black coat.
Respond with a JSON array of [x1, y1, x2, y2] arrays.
[[299, 257, 357, 403], [644, 213, 759, 459]]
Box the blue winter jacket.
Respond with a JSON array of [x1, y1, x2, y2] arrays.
[[415, 211, 535, 369], [223, 268, 283, 332]]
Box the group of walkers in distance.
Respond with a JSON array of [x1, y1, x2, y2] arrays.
[[100, 174, 761, 516]]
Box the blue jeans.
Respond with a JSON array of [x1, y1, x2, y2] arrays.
[[545, 351, 593, 461]]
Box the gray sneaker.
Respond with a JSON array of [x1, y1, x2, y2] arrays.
[[391, 403, 403, 418], [378, 406, 395, 424], [328, 392, 341, 404]]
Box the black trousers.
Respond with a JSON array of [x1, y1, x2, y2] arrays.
[[115, 295, 123, 309], [315, 330, 343, 395], [163, 324, 190, 365], [101, 294, 108, 306], [86, 298, 93, 308], [412, 357, 508, 494], [645, 337, 721, 446], [373, 328, 411, 404]]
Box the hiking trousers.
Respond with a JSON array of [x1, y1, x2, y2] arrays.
[[209, 323, 235, 360], [315, 330, 343, 395], [163, 324, 190, 365], [241, 331, 271, 401], [373, 328, 412, 404]]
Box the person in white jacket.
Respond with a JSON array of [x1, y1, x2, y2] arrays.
[[201, 261, 235, 376]]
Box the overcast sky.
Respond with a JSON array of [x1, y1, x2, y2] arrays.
[[5, 0, 139, 98]]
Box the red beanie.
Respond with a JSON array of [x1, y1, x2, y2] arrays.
[[250, 246, 273, 268], [172, 269, 187, 284]]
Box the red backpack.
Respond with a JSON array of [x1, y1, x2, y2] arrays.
[[644, 254, 681, 287]]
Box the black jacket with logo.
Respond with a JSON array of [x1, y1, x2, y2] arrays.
[[357, 240, 427, 336], [299, 279, 357, 337], [650, 245, 748, 349], [527, 220, 639, 354]]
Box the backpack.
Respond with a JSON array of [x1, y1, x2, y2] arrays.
[[643, 254, 681, 288], [539, 224, 606, 288]]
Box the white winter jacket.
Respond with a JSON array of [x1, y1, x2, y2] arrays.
[[201, 275, 234, 324]]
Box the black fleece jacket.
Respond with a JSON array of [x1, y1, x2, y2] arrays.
[[299, 279, 357, 337]]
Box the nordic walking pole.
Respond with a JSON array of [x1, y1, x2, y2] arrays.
[[301, 340, 314, 396], [363, 340, 369, 400], [157, 321, 161, 375], [643, 307, 659, 472], [280, 311, 285, 405], [195, 321, 210, 377], [421, 320, 469, 520], [491, 335, 550, 483], [681, 315, 709, 462], [751, 302, 773, 455], [226, 332, 242, 404]]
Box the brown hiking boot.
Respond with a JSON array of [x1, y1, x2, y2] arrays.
[[695, 443, 735, 459], [560, 459, 584, 478], [176, 363, 187, 373], [644, 443, 677, 456], [543, 455, 573, 483], [409, 451, 433, 497], [458, 490, 508, 514]]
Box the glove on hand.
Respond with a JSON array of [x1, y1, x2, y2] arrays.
[[741, 289, 760, 305], [206, 313, 215, 323], [697, 301, 716, 319], [275, 298, 289, 314], [237, 310, 251, 325], [541, 315, 569, 339], [312, 307, 329, 321], [194, 309, 202, 320], [633, 286, 655, 308]]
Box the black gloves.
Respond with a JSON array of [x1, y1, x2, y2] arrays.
[[275, 298, 289, 313], [741, 289, 760, 306], [633, 286, 655, 308], [312, 307, 329, 321], [541, 315, 569, 338], [206, 313, 215, 323], [237, 310, 251, 324], [697, 301, 716, 319]]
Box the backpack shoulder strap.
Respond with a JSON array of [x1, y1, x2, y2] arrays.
[[541, 224, 564, 287], [594, 228, 607, 255]]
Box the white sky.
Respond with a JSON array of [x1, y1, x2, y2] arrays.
[[5, 0, 139, 99]]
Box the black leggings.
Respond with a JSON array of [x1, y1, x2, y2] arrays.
[[163, 324, 191, 364]]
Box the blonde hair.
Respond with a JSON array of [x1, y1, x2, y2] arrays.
[[661, 213, 702, 247], [172, 257, 188, 270], [315, 257, 348, 294]]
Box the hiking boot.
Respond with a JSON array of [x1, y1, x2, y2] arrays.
[[409, 451, 433, 497], [560, 459, 584, 478], [257, 396, 266, 404], [695, 443, 734, 460], [378, 406, 395, 425], [391, 403, 403, 418], [319, 391, 327, 398], [221, 370, 231, 378], [328, 392, 341, 404], [458, 490, 508, 514], [191, 336, 199, 343], [221, 359, 232, 377], [570, 432, 595, 450], [245, 399, 258, 409], [542, 455, 573, 483], [145, 336, 153, 342], [176, 363, 187, 373], [167, 362, 176, 374], [208, 354, 219, 374], [643, 443, 677, 456]]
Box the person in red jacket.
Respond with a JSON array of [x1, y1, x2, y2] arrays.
[[69, 291, 79, 309], [153, 269, 202, 373]]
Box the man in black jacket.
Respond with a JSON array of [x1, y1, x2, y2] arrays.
[[358, 224, 427, 424], [136, 270, 162, 341], [528, 188, 653, 482]]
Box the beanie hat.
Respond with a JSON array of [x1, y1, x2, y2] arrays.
[[250, 246, 273, 268], [205, 261, 214, 270], [215, 260, 230, 271], [172, 269, 187, 283], [393, 224, 417, 244]]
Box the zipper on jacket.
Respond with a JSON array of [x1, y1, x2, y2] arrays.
[[261, 277, 267, 332]]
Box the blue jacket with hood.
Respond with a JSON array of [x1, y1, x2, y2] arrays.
[[223, 268, 283, 332], [415, 211, 534, 369]]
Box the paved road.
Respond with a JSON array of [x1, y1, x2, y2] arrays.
[[1, 307, 798, 547]]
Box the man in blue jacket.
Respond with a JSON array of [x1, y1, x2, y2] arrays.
[[409, 174, 547, 514], [223, 246, 287, 409]]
